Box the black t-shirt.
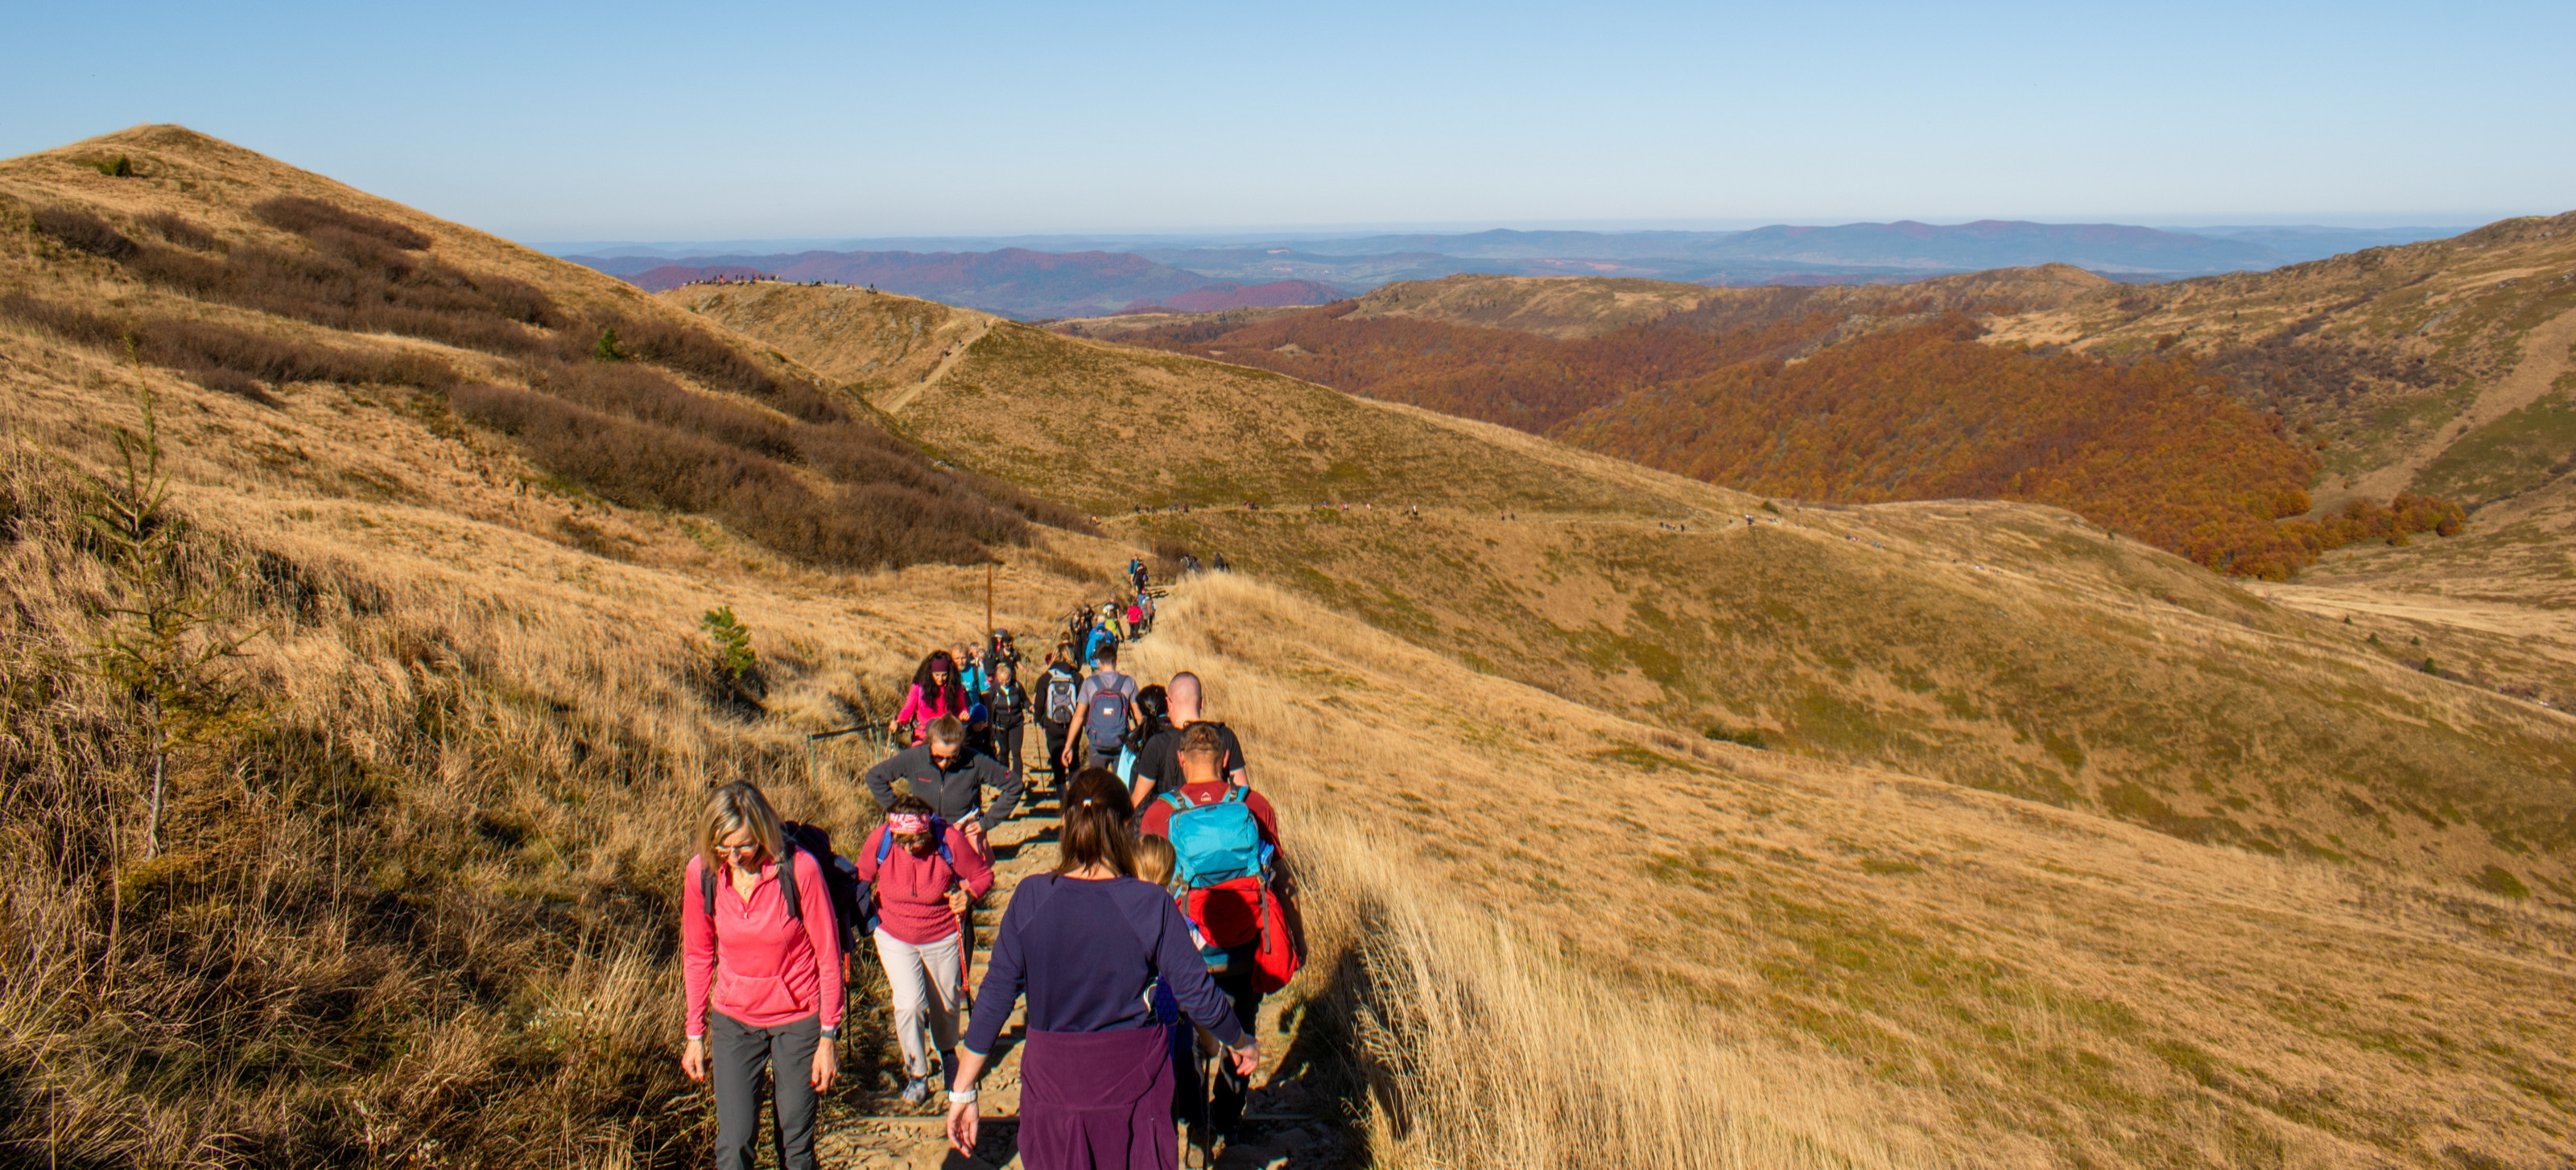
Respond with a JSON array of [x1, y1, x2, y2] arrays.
[[1129, 721, 1247, 801]]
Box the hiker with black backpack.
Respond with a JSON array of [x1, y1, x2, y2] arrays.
[[682, 781, 846, 1170], [944, 769, 1257, 1170], [865, 715, 1024, 860], [1137, 725, 1301, 1151], [985, 660, 1030, 783], [1061, 642, 1140, 774], [852, 793, 993, 1104], [1035, 647, 1082, 793], [1126, 671, 1249, 808]]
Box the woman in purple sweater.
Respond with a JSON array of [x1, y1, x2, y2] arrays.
[[944, 769, 1259, 1169]]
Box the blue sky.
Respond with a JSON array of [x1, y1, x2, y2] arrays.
[[6, 1, 2570, 241]]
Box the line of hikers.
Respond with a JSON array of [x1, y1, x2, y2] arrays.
[[681, 577, 1298, 1170]]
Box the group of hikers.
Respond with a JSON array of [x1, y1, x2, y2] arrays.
[[681, 560, 1298, 1170]]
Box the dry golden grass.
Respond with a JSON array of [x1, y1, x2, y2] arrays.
[[1129, 571, 2576, 1168]]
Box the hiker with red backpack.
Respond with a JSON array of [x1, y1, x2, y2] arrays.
[[852, 793, 993, 1105], [864, 715, 1024, 860], [681, 781, 846, 1170], [1137, 724, 1300, 1151], [1060, 643, 1139, 774], [944, 769, 1257, 1170]]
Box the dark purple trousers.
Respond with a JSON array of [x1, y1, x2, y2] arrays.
[[1018, 1025, 1178, 1170]]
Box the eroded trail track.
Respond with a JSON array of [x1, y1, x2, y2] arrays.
[[811, 773, 1344, 1169]]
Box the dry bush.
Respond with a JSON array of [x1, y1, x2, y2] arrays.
[[138, 211, 218, 252], [449, 383, 1006, 571], [250, 195, 433, 250], [33, 205, 138, 259], [574, 313, 838, 422], [2, 293, 456, 403]]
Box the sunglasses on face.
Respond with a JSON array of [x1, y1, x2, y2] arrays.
[[713, 842, 761, 857]]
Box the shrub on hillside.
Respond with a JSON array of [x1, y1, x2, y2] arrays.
[[2, 293, 455, 402], [449, 384, 1002, 570], [138, 210, 218, 251], [250, 195, 433, 250], [32, 206, 138, 259]]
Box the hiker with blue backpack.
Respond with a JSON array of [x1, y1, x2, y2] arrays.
[[1060, 642, 1139, 774], [681, 781, 846, 1170], [852, 793, 993, 1104], [865, 715, 1024, 861], [1137, 723, 1300, 1154]]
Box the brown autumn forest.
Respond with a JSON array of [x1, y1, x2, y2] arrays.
[[1108, 299, 2462, 578]]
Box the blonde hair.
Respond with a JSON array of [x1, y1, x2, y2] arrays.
[[697, 781, 785, 875], [1135, 834, 1177, 888]]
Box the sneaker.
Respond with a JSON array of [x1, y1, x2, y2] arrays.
[[901, 1075, 931, 1105]]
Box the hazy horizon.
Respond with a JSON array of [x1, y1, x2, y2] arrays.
[[10, 1, 2568, 241]]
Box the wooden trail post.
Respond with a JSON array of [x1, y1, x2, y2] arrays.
[[985, 563, 995, 645]]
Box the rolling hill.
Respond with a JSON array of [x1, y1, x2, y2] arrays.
[[6, 125, 2571, 1169]]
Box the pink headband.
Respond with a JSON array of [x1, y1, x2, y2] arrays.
[[887, 813, 931, 834]]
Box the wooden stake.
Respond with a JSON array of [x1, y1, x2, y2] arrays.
[[985, 563, 995, 643]]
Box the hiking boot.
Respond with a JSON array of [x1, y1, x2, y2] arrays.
[[901, 1074, 931, 1105]]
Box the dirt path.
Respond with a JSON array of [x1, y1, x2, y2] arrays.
[[2351, 305, 2576, 501], [878, 317, 997, 415], [811, 755, 1345, 1169]]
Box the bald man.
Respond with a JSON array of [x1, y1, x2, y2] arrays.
[[1125, 669, 1249, 807]]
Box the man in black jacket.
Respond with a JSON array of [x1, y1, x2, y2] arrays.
[[863, 715, 1023, 858]]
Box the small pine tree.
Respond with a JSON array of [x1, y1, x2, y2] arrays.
[[94, 155, 133, 177], [700, 606, 755, 682], [2421, 657, 2439, 676], [593, 328, 623, 362]]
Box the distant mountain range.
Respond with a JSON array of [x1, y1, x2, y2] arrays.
[[555, 220, 2470, 320]]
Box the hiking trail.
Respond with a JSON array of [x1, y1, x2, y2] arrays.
[[878, 316, 997, 414]]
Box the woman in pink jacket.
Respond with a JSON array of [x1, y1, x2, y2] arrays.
[[852, 793, 995, 1103], [893, 650, 969, 744], [682, 782, 844, 1170]]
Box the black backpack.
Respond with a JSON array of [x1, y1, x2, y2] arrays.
[[700, 821, 867, 953]]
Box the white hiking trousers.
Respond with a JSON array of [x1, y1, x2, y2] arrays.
[[873, 926, 964, 1077]]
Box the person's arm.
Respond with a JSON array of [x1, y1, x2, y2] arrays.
[[894, 685, 925, 727], [977, 756, 1023, 830], [952, 827, 996, 900], [850, 826, 885, 881], [959, 890, 1030, 1057], [682, 856, 714, 1042], [795, 851, 845, 1042], [862, 752, 903, 811]]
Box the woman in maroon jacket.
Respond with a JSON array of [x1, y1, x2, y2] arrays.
[[682, 781, 844, 1170], [853, 793, 994, 1103]]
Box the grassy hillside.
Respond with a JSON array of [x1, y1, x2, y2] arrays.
[[0, 126, 1121, 1165], [687, 280, 2576, 1165]]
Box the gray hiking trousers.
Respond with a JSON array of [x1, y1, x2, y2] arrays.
[[711, 1011, 821, 1170]]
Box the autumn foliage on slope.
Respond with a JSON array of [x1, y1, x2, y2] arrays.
[[1117, 304, 2462, 578], [1560, 315, 2461, 578], [1125, 301, 1843, 432]]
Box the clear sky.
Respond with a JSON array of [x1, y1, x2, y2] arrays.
[[7, 1, 2570, 241]]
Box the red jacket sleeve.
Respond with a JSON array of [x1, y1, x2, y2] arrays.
[[795, 850, 844, 1036], [683, 855, 714, 1039], [852, 826, 886, 881], [949, 826, 995, 899], [895, 685, 928, 725], [1245, 791, 1283, 846], [1139, 797, 1173, 840]]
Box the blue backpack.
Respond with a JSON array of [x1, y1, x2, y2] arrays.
[[1085, 686, 1133, 752], [1159, 788, 1269, 888], [853, 819, 953, 935]]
